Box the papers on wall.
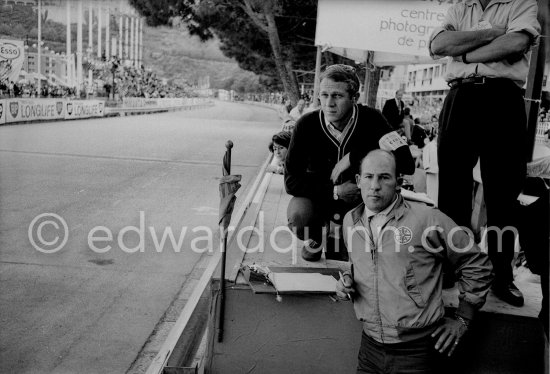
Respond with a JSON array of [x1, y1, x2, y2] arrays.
[[267, 272, 337, 293]]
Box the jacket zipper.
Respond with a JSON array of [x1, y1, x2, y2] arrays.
[[372, 217, 394, 344], [365, 220, 384, 343]]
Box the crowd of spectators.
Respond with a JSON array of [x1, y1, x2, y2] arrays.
[[0, 79, 76, 99], [408, 98, 443, 124], [103, 60, 196, 100], [0, 55, 197, 101]]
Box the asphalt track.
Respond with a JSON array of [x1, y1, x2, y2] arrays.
[[0, 100, 281, 373]]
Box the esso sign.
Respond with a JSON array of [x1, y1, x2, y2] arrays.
[[0, 43, 21, 60]]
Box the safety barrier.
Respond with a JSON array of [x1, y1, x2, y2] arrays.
[[0, 97, 213, 124]]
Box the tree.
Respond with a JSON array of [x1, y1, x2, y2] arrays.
[[129, 0, 318, 105]]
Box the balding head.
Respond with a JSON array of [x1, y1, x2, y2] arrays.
[[356, 150, 398, 213]]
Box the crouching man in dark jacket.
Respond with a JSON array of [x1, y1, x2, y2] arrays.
[[285, 64, 414, 262]]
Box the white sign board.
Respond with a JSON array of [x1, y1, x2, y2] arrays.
[[65, 100, 105, 119], [315, 0, 455, 62], [5, 99, 65, 123], [0, 39, 24, 84]]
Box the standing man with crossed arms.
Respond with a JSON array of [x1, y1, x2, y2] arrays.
[[429, 0, 540, 306]]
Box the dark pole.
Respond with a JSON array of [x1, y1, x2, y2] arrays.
[[112, 68, 115, 101], [524, 1, 547, 162], [217, 140, 232, 343], [111, 57, 117, 101]]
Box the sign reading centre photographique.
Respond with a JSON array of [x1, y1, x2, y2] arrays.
[[315, 0, 457, 57]]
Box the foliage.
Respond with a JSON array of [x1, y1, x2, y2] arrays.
[[129, 0, 320, 101], [141, 25, 263, 91]]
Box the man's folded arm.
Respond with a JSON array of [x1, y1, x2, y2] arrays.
[[430, 28, 504, 57], [464, 32, 532, 63]]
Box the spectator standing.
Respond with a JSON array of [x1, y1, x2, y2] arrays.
[[402, 107, 414, 141], [289, 99, 306, 121], [382, 89, 405, 131], [279, 99, 293, 121], [429, 0, 540, 306]]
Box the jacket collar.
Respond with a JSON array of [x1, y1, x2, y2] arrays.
[[350, 193, 407, 225], [319, 104, 358, 149]]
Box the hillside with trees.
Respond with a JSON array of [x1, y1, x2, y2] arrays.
[[0, 2, 266, 93], [129, 0, 362, 105], [130, 0, 319, 104]]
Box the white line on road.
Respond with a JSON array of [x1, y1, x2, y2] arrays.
[[0, 149, 259, 168]]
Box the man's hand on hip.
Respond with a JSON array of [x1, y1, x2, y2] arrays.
[[431, 317, 469, 357]]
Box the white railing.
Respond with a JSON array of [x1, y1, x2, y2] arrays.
[[536, 120, 549, 144]]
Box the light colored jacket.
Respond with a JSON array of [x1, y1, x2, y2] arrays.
[[343, 195, 493, 344]]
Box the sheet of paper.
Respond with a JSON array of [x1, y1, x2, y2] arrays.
[[268, 272, 337, 293], [518, 193, 539, 206]]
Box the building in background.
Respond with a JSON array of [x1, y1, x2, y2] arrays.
[[1, 0, 144, 92], [377, 59, 549, 121]]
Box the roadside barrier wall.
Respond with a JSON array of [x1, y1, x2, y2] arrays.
[[122, 97, 206, 109], [0, 97, 211, 124]]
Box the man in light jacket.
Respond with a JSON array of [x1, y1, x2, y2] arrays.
[[337, 149, 493, 374]]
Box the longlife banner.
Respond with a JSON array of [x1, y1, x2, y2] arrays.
[[65, 100, 105, 119], [1, 99, 108, 123], [315, 0, 457, 59], [5, 99, 66, 123], [0, 39, 24, 83]]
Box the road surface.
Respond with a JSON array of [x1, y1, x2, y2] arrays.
[[0, 101, 281, 373]]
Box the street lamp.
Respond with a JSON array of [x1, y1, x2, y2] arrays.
[[24, 45, 29, 72], [49, 50, 54, 82], [110, 57, 119, 101]]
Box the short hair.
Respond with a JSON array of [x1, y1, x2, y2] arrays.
[[320, 64, 360, 97], [358, 149, 397, 177], [268, 131, 292, 152]]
